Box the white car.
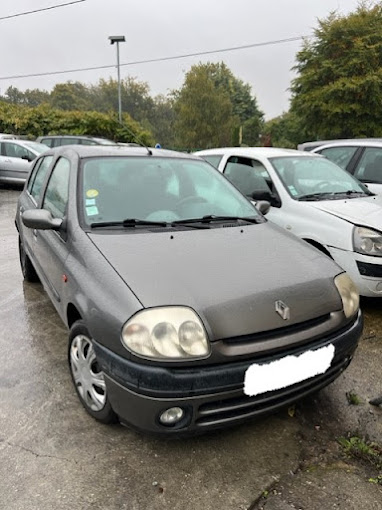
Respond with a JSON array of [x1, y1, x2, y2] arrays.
[[195, 147, 382, 297], [312, 140, 382, 194], [0, 140, 48, 185]]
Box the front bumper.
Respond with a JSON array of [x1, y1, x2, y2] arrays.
[[94, 311, 362, 434], [328, 247, 382, 297]]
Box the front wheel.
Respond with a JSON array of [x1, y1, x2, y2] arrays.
[[68, 320, 118, 424]]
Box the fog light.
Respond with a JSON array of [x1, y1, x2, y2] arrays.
[[159, 407, 184, 425]]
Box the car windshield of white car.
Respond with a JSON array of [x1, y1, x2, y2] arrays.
[[81, 156, 261, 229], [270, 156, 373, 201]]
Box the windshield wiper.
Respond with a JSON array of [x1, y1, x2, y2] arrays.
[[90, 218, 169, 228], [328, 190, 372, 198], [297, 193, 332, 201], [171, 215, 261, 225]]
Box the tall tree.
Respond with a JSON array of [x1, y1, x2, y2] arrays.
[[174, 65, 235, 149], [263, 111, 310, 148], [50, 82, 91, 111], [291, 3, 382, 139], [174, 62, 263, 149], [3, 86, 25, 104]]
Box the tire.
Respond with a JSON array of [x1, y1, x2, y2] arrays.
[[68, 320, 118, 424], [18, 236, 39, 282]]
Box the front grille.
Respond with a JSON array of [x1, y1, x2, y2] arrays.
[[357, 261, 382, 278], [195, 356, 351, 427], [223, 313, 331, 345]]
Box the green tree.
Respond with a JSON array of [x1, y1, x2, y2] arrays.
[[88, 77, 154, 120], [174, 62, 263, 149], [3, 86, 25, 104], [204, 62, 263, 125], [147, 94, 176, 148], [174, 65, 235, 149], [50, 82, 91, 111], [291, 3, 382, 139], [22, 88, 50, 107], [262, 111, 310, 148]]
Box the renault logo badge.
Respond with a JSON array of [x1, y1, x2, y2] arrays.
[[275, 300, 290, 320]]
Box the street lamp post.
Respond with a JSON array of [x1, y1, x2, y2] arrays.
[[109, 35, 126, 123]]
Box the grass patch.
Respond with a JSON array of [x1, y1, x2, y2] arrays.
[[338, 435, 382, 484], [345, 390, 363, 405]]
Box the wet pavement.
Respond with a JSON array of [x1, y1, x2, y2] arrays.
[[0, 186, 381, 510]]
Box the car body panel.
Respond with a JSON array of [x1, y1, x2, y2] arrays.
[[88, 224, 343, 340]]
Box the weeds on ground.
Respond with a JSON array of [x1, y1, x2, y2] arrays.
[[345, 391, 363, 405], [338, 435, 382, 484]]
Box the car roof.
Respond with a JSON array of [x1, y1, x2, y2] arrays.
[[2, 139, 34, 146], [0, 133, 18, 139], [38, 135, 105, 139], [313, 140, 382, 151], [41, 145, 202, 160], [195, 147, 316, 158]]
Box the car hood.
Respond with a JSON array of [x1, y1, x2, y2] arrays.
[[88, 224, 343, 340], [308, 195, 382, 229]]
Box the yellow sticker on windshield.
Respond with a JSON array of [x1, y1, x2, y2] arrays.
[[86, 189, 99, 198]]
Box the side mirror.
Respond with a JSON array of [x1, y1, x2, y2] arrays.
[[250, 190, 281, 207], [21, 154, 34, 162], [22, 209, 63, 231], [256, 200, 271, 215]]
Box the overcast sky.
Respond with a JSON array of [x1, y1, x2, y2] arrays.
[[1, 0, 361, 119]]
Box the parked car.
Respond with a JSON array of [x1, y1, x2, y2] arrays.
[[312, 140, 382, 194], [36, 135, 116, 148], [15, 145, 362, 434], [0, 140, 48, 184], [195, 147, 382, 298], [297, 138, 382, 152], [0, 133, 18, 140]]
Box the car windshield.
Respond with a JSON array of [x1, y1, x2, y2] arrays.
[[23, 141, 49, 154], [270, 156, 372, 200], [80, 156, 261, 227]]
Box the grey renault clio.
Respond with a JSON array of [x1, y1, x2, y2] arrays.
[[15, 145, 362, 434]]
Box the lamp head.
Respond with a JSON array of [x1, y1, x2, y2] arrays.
[[109, 35, 126, 45]]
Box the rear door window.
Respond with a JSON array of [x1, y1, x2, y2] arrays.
[[318, 146, 358, 170], [40, 138, 54, 148], [353, 147, 382, 183]]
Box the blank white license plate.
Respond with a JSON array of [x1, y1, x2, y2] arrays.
[[244, 344, 335, 397]]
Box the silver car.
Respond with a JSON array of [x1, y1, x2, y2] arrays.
[[15, 145, 362, 434], [0, 140, 48, 185]]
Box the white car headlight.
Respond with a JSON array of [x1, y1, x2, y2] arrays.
[[353, 227, 382, 256], [121, 307, 210, 360], [334, 273, 359, 319]]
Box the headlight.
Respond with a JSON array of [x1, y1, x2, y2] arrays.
[[121, 307, 210, 360], [334, 273, 359, 318], [353, 227, 382, 256]]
